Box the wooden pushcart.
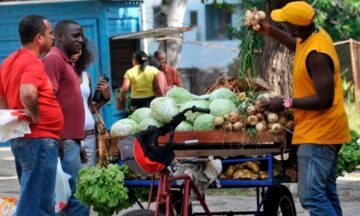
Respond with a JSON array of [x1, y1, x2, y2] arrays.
[[111, 130, 297, 216]]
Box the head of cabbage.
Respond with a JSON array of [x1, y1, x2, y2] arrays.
[[209, 98, 237, 117], [137, 117, 161, 132], [166, 87, 193, 105], [193, 114, 215, 131], [128, 107, 151, 123], [110, 118, 138, 137], [209, 87, 239, 106], [150, 97, 178, 123], [175, 121, 193, 132], [179, 100, 209, 123], [166, 86, 210, 105]]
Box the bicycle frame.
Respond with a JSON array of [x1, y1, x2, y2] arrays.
[[153, 169, 212, 216]]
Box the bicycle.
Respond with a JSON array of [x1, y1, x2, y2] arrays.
[[118, 106, 213, 216]]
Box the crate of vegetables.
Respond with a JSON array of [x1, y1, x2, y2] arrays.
[[110, 86, 293, 157], [215, 154, 293, 187]]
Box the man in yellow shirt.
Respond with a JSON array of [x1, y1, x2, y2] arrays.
[[257, 2, 351, 216]]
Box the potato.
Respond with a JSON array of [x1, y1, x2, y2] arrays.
[[244, 161, 260, 173], [250, 173, 260, 180], [233, 169, 252, 179], [225, 165, 236, 178], [259, 171, 268, 180]]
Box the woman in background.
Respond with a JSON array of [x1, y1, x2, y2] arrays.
[[117, 51, 164, 114], [72, 37, 110, 166]]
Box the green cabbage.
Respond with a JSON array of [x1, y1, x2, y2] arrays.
[[179, 100, 209, 123], [209, 88, 239, 106], [150, 97, 179, 123], [128, 107, 151, 123], [193, 114, 215, 131], [110, 118, 137, 137], [166, 86, 210, 105], [209, 99, 237, 117], [175, 121, 193, 132], [137, 117, 161, 132]]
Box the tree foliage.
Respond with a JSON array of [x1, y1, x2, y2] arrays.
[[215, 0, 360, 41], [311, 0, 360, 41], [200, 0, 236, 12]]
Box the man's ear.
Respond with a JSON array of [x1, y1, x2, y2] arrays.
[[54, 32, 63, 42], [35, 33, 43, 44]]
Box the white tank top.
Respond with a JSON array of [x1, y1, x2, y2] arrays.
[[80, 72, 95, 130]]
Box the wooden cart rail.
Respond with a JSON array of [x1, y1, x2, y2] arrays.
[[110, 131, 286, 157], [157, 131, 284, 145]]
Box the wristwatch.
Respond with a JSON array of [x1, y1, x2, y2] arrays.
[[283, 97, 293, 109]]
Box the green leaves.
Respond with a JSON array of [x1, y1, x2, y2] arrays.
[[337, 130, 360, 177], [238, 31, 263, 83], [75, 164, 133, 216], [311, 0, 360, 41], [201, 0, 235, 13]]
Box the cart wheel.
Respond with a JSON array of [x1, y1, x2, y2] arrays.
[[122, 209, 155, 216], [172, 190, 193, 216], [263, 185, 297, 216]]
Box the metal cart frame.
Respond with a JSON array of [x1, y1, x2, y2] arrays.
[[114, 130, 297, 216]]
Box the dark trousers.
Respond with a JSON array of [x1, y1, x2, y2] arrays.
[[128, 96, 155, 114]]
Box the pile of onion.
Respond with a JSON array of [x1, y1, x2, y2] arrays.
[[245, 9, 266, 32]]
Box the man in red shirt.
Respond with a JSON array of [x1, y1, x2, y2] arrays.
[[43, 20, 88, 216], [154, 50, 182, 88], [0, 15, 63, 215]]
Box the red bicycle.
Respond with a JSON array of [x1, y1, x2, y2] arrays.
[[119, 106, 213, 216]]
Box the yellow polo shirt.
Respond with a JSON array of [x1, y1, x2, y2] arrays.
[[124, 65, 159, 98], [291, 28, 351, 144]]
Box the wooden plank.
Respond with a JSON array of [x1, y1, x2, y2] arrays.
[[174, 148, 282, 157], [111, 131, 285, 146], [110, 131, 286, 157], [157, 131, 284, 145]]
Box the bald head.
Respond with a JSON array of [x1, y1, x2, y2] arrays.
[[154, 50, 167, 67]]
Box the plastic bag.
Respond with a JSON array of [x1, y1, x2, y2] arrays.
[[0, 109, 31, 142], [0, 196, 17, 216], [55, 158, 71, 213]]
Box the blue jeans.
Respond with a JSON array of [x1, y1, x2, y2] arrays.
[[297, 144, 342, 216], [58, 139, 89, 216], [11, 138, 58, 216], [81, 134, 97, 167]]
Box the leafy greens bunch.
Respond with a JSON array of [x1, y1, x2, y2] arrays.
[[75, 164, 133, 216], [337, 130, 360, 177]]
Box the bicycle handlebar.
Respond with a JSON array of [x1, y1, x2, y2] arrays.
[[189, 106, 210, 114]]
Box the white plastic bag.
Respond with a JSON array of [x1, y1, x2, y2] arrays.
[[0, 109, 31, 142], [55, 158, 71, 213], [204, 155, 222, 183], [0, 197, 17, 216]]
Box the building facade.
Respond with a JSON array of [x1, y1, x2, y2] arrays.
[[0, 0, 143, 127], [143, 0, 242, 92]]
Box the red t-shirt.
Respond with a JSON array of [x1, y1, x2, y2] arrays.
[[0, 49, 64, 139], [43, 47, 85, 140], [162, 64, 182, 87]]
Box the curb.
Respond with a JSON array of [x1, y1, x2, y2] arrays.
[[0, 176, 17, 181]]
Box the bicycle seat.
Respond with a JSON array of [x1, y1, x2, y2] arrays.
[[117, 125, 174, 176]]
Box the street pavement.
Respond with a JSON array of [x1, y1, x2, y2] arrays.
[[118, 176, 360, 216], [1, 147, 360, 215], [0, 147, 16, 177]]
